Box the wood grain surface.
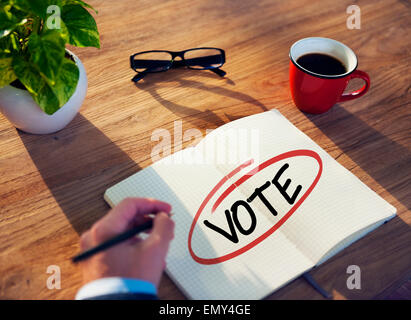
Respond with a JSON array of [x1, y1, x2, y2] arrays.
[[0, 0, 410, 300]]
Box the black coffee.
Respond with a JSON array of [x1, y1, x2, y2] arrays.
[[296, 53, 347, 76]]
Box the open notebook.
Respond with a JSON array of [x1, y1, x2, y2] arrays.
[[104, 110, 396, 299]]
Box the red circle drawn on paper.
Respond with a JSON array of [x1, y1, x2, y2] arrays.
[[188, 149, 323, 265]]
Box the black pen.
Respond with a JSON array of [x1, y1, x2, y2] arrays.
[[72, 220, 153, 263]]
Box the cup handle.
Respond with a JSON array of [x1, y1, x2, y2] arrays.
[[338, 70, 370, 102]]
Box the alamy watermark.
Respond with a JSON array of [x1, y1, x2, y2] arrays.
[[46, 265, 61, 290], [346, 5, 361, 29], [151, 120, 260, 166], [46, 5, 61, 30], [346, 265, 361, 289]]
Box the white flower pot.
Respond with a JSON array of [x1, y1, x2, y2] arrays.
[[0, 50, 87, 134]]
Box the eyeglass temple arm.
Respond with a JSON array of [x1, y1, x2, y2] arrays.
[[171, 58, 226, 76], [132, 71, 147, 82], [182, 55, 226, 77], [133, 67, 226, 82], [210, 68, 226, 77]]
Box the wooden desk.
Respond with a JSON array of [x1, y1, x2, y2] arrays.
[[0, 0, 410, 300]]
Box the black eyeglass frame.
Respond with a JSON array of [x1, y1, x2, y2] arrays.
[[130, 47, 226, 82]]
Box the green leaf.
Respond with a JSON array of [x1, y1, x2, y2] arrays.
[[12, 55, 79, 115], [0, 11, 28, 39], [62, 4, 100, 48], [0, 35, 12, 54], [35, 81, 63, 115], [15, 0, 63, 19], [12, 55, 60, 114], [42, 17, 70, 43], [49, 58, 79, 107], [12, 0, 31, 13], [28, 30, 65, 84], [62, 0, 98, 13], [11, 56, 40, 96], [0, 57, 17, 87]]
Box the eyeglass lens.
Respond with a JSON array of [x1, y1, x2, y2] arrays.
[[184, 49, 223, 69]]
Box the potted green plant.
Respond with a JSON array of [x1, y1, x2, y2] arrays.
[[0, 0, 100, 134]]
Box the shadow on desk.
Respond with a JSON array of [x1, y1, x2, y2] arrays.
[[134, 69, 269, 128], [305, 105, 411, 211], [18, 114, 141, 235]]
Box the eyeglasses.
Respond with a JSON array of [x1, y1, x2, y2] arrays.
[[130, 47, 226, 82]]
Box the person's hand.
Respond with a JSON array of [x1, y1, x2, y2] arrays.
[[79, 198, 174, 287]]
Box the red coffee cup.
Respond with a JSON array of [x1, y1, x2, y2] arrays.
[[289, 37, 370, 114]]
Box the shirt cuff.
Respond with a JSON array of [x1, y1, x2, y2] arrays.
[[75, 277, 157, 300]]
